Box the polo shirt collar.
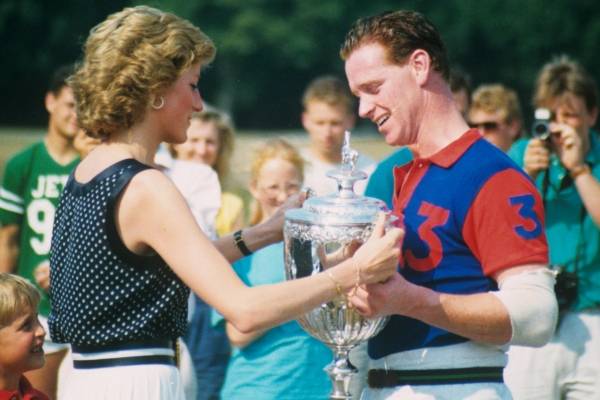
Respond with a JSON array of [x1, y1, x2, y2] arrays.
[[427, 129, 481, 168]]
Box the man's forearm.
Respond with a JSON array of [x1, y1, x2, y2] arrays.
[[403, 284, 512, 345]]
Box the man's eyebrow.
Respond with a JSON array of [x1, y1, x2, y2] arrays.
[[357, 80, 383, 92]]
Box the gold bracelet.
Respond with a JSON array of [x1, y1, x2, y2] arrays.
[[569, 164, 591, 179], [348, 260, 361, 298], [325, 269, 343, 297]]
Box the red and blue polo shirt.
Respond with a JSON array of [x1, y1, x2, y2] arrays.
[[369, 129, 549, 359]]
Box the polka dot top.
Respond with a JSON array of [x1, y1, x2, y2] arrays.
[[49, 159, 189, 346]]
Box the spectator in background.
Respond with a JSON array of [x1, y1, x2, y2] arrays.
[[0, 64, 79, 400], [213, 139, 332, 400], [171, 110, 244, 237], [505, 55, 600, 399], [300, 75, 376, 196], [469, 84, 523, 152], [169, 111, 230, 400]]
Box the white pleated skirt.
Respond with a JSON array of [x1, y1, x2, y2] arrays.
[[60, 363, 185, 400], [57, 341, 191, 400]]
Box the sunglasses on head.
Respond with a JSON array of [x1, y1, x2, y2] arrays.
[[468, 121, 499, 131]]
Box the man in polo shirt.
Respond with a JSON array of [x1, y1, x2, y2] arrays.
[[341, 10, 558, 399]]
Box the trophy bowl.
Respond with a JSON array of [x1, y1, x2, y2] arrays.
[[283, 131, 391, 400]]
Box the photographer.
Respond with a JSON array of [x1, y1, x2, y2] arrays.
[[506, 56, 600, 399]]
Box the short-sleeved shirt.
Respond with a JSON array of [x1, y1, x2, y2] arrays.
[[365, 146, 414, 209], [49, 159, 189, 346], [212, 242, 332, 399], [508, 130, 600, 311], [0, 142, 79, 316], [370, 130, 548, 359]]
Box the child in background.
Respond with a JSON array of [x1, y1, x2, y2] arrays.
[[213, 139, 332, 400], [0, 273, 48, 400], [171, 111, 244, 236]]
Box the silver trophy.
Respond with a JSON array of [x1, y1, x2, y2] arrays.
[[284, 131, 391, 400]]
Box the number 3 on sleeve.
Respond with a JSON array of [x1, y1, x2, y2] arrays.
[[509, 194, 542, 239]]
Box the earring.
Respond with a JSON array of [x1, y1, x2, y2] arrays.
[[152, 96, 165, 110]]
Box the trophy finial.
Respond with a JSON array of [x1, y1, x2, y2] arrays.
[[341, 130, 359, 173]]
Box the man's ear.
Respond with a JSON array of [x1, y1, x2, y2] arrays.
[[301, 111, 310, 131], [45, 92, 56, 114], [409, 49, 432, 86]]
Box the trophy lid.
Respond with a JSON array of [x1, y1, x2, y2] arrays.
[[286, 131, 389, 225]]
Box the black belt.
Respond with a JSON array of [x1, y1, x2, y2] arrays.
[[72, 339, 176, 369], [368, 367, 504, 387], [73, 355, 176, 369]]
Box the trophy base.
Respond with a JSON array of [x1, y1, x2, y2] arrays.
[[325, 350, 358, 400]]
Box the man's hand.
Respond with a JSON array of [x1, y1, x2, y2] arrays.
[[349, 272, 413, 318]]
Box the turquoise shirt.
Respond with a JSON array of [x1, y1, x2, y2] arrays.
[[508, 131, 600, 311], [212, 242, 332, 399], [365, 147, 413, 209]]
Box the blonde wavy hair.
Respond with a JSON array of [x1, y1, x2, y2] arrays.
[[70, 6, 216, 139], [249, 139, 304, 226], [0, 273, 40, 328]]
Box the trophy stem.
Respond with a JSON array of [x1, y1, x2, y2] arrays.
[[325, 346, 357, 400]]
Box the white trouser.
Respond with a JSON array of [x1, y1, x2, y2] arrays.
[[361, 341, 511, 400], [505, 309, 600, 400]]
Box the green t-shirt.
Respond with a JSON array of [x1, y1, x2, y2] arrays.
[[508, 131, 600, 311], [0, 141, 79, 316]]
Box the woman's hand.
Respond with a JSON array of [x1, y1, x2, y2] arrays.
[[351, 213, 403, 285]]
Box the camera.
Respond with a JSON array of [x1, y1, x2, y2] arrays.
[[532, 108, 552, 140], [552, 265, 578, 314]]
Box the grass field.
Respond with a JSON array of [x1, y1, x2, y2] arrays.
[[0, 127, 395, 199]]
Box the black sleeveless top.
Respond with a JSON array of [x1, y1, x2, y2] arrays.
[[49, 159, 189, 346]]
